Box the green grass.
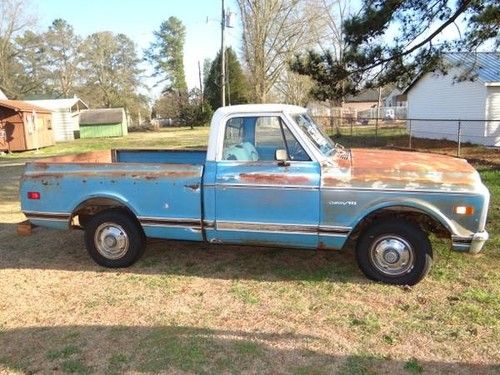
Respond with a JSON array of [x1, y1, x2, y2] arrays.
[[0, 126, 210, 161], [46, 345, 80, 360], [230, 280, 260, 304], [0, 129, 498, 374], [404, 358, 424, 374]]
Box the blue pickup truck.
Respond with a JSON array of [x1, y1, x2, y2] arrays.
[[19, 104, 490, 285]]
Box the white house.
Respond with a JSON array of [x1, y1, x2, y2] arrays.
[[0, 88, 7, 100], [26, 97, 88, 142], [405, 52, 499, 146]]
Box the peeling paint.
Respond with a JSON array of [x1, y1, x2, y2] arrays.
[[238, 172, 311, 185], [323, 148, 480, 192]]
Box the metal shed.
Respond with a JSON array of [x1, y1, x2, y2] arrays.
[[26, 98, 88, 142], [79, 108, 128, 138], [0, 100, 54, 152]]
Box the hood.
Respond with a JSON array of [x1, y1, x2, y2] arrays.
[[323, 148, 481, 192]]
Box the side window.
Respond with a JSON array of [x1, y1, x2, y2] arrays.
[[282, 125, 310, 161], [254, 117, 286, 160], [222, 117, 258, 161], [223, 118, 244, 149], [221, 116, 309, 162]]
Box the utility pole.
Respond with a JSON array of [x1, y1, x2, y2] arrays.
[[220, 0, 226, 107], [198, 60, 204, 112]]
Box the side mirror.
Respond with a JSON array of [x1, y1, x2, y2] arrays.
[[275, 149, 290, 166]]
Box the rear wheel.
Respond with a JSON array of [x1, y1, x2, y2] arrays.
[[84, 209, 145, 268], [356, 219, 432, 285]]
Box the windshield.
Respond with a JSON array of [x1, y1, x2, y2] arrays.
[[292, 113, 339, 157]]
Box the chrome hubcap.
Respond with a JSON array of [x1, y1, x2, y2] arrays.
[[94, 222, 129, 260], [369, 235, 414, 276]]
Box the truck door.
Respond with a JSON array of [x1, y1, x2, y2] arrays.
[[210, 114, 320, 248]]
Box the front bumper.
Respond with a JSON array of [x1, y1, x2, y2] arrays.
[[452, 231, 489, 254]]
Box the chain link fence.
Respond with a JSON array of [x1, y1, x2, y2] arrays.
[[313, 115, 498, 157]]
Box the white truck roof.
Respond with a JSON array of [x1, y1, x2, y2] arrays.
[[207, 104, 309, 162], [213, 103, 306, 117]]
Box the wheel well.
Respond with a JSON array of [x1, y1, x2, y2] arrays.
[[70, 198, 137, 229], [349, 206, 450, 241]]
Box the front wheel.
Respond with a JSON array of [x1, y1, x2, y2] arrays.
[[356, 219, 433, 285], [84, 209, 146, 268]]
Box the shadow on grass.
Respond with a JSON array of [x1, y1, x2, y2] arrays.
[[0, 222, 364, 283], [0, 324, 497, 374]]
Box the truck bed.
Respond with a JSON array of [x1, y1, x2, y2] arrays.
[[20, 149, 206, 241]]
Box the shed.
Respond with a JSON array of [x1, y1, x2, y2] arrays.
[[26, 98, 88, 142], [0, 100, 54, 152], [79, 108, 128, 138], [405, 52, 500, 146]]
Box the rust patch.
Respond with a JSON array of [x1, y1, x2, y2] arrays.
[[32, 150, 113, 164], [185, 183, 200, 191], [324, 148, 478, 190], [239, 173, 310, 185], [25, 169, 198, 180]]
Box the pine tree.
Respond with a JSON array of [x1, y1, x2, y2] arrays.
[[145, 17, 187, 93], [291, 0, 499, 101], [204, 47, 250, 110]]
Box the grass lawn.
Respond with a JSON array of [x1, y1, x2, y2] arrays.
[[0, 129, 498, 374]]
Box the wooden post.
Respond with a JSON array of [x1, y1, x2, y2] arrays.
[[375, 87, 382, 138], [408, 119, 412, 149]]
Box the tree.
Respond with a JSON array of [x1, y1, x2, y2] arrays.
[[204, 47, 250, 110], [237, 0, 327, 103], [79, 32, 142, 109], [292, 0, 500, 101], [44, 18, 82, 97], [0, 0, 38, 98], [153, 91, 184, 120], [290, 0, 354, 103], [273, 70, 313, 106], [145, 17, 187, 93], [179, 88, 212, 128]]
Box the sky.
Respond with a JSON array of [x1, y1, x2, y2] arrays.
[[32, 0, 242, 96]]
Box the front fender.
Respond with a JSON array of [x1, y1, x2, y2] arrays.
[[352, 198, 458, 235]]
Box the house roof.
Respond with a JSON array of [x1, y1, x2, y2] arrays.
[[444, 52, 500, 83], [0, 99, 51, 113], [26, 98, 88, 111], [404, 52, 500, 94], [80, 108, 125, 125], [345, 89, 379, 103]]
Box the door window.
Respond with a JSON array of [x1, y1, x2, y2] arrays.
[[222, 116, 309, 161]]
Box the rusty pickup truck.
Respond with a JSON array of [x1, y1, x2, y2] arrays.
[[19, 104, 490, 285]]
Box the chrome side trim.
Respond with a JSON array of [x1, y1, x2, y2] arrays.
[[321, 186, 476, 195], [216, 220, 351, 236], [138, 216, 201, 229], [24, 211, 70, 222], [137, 216, 200, 224], [209, 183, 473, 195], [212, 183, 318, 190], [319, 225, 352, 234], [25, 216, 69, 222]]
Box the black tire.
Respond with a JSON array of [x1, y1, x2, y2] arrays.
[[84, 208, 146, 268], [356, 219, 433, 285]]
